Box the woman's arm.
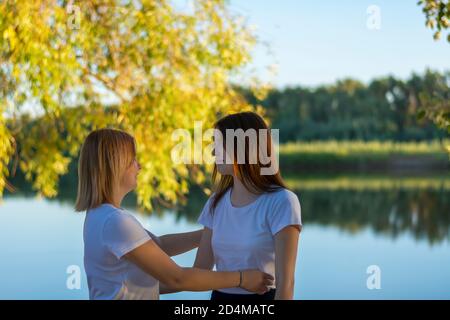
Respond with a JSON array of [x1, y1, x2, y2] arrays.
[[274, 225, 301, 300], [148, 229, 203, 257], [159, 282, 179, 294], [125, 239, 273, 293], [159, 228, 213, 294], [159, 227, 214, 294], [193, 227, 214, 269]]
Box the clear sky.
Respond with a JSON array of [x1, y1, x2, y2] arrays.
[[228, 0, 450, 88]]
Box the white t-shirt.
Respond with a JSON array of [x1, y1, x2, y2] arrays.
[[83, 203, 159, 300], [198, 188, 302, 294]]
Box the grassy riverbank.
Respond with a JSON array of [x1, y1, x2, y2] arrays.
[[279, 140, 450, 171]]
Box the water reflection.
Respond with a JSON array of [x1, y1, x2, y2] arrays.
[[5, 173, 450, 245], [175, 175, 450, 246], [299, 189, 450, 245], [1, 172, 450, 299]]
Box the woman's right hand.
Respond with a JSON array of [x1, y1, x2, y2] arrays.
[[126, 239, 275, 293], [240, 270, 274, 294]]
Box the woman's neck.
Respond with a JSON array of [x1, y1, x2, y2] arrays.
[[111, 188, 126, 209], [230, 176, 260, 207]]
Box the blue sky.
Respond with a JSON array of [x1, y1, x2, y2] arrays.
[[228, 0, 450, 88]]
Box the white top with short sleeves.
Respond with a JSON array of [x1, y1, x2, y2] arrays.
[[83, 204, 159, 300], [198, 188, 302, 294]]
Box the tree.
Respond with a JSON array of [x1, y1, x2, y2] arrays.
[[0, 0, 256, 209], [239, 71, 447, 142], [418, 0, 450, 41], [417, 1, 450, 143], [416, 70, 450, 139]]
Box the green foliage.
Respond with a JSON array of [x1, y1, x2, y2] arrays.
[[417, 1, 450, 143], [281, 140, 449, 157], [418, 0, 450, 41], [416, 69, 450, 138], [240, 70, 449, 142], [279, 140, 450, 170], [0, 111, 14, 198], [0, 0, 256, 209]]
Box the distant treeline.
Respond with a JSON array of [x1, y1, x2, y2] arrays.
[[239, 69, 449, 142]]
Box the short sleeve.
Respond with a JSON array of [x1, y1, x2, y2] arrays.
[[103, 212, 151, 259], [145, 229, 162, 247], [268, 190, 302, 235], [197, 196, 214, 229]]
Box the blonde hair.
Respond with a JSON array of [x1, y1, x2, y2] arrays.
[[75, 128, 136, 212]]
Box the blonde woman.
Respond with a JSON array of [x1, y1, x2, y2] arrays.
[[76, 128, 273, 300]]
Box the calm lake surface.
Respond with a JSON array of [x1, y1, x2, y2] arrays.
[[1, 173, 449, 299]]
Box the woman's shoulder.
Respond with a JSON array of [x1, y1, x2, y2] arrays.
[[87, 204, 135, 224], [88, 203, 118, 213], [207, 189, 231, 206], [265, 188, 300, 206], [102, 208, 146, 237], [268, 187, 298, 199]]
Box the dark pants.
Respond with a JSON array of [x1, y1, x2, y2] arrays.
[[211, 289, 276, 301]]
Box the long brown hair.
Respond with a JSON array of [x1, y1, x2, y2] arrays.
[[210, 112, 286, 213], [75, 128, 136, 211]]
